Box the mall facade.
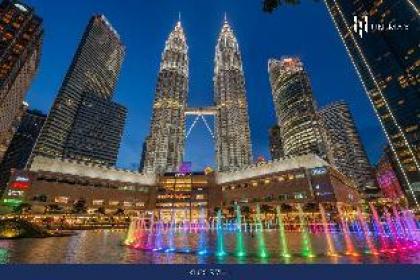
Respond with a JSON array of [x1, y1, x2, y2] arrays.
[[2, 154, 361, 220]]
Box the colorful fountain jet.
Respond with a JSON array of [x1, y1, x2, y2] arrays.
[[276, 205, 291, 258]]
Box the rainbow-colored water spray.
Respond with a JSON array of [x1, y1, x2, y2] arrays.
[[319, 204, 337, 257], [337, 204, 359, 256], [369, 203, 389, 253], [356, 207, 378, 255], [276, 205, 291, 258], [297, 204, 315, 258], [124, 217, 137, 245]]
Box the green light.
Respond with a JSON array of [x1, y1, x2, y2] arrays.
[[3, 198, 23, 206]]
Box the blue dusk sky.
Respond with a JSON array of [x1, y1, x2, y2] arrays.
[[23, 0, 386, 171]]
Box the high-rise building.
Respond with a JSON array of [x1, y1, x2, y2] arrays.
[[319, 101, 377, 193], [268, 57, 326, 159], [269, 124, 284, 160], [143, 21, 189, 174], [32, 15, 126, 166], [0, 109, 46, 196], [63, 94, 126, 166], [214, 19, 253, 171], [0, 0, 43, 162], [324, 0, 420, 207]]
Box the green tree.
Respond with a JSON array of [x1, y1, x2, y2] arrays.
[[13, 203, 31, 214], [72, 199, 87, 214]]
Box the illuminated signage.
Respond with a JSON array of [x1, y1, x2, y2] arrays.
[[3, 198, 23, 206], [7, 190, 24, 197], [311, 167, 327, 176], [15, 176, 29, 182], [10, 181, 29, 190]]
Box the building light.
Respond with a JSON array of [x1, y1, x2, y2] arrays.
[[93, 200, 104, 206], [55, 196, 69, 204], [311, 167, 327, 176], [14, 3, 28, 12]]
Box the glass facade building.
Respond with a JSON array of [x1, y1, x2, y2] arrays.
[[319, 101, 377, 195], [324, 0, 420, 206], [269, 124, 284, 160], [268, 57, 326, 159], [0, 109, 46, 196], [32, 15, 126, 166], [0, 0, 42, 162]]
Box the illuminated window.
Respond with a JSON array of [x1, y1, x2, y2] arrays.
[[123, 201, 133, 207], [109, 201, 119, 206], [135, 202, 145, 207], [196, 194, 205, 200], [55, 196, 69, 204], [93, 200, 104, 206]]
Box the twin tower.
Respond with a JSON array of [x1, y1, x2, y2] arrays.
[[143, 19, 253, 174]]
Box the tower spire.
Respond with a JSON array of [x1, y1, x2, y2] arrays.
[[224, 12, 227, 22]]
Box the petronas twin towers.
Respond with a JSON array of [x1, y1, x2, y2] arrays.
[[143, 18, 252, 174]]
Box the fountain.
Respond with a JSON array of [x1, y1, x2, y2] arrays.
[[235, 205, 246, 257], [122, 203, 420, 263], [356, 207, 378, 255], [276, 205, 291, 258], [297, 204, 314, 258], [215, 209, 226, 257], [319, 204, 337, 257], [337, 204, 358, 256], [256, 204, 268, 258]]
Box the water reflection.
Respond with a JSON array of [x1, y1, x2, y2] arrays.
[[0, 230, 419, 264]]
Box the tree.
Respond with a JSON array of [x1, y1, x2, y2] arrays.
[[303, 202, 318, 213], [114, 208, 125, 216], [281, 204, 293, 213], [46, 204, 63, 214], [263, 0, 319, 13], [260, 204, 274, 214], [96, 207, 106, 215], [13, 203, 31, 214], [241, 206, 251, 218], [72, 199, 87, 214], [263, 0, 301, 13]]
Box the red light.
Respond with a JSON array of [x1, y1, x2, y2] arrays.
[[11, 181, 29, 190]]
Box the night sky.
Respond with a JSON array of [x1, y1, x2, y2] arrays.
[[23, 0, 386, 171]]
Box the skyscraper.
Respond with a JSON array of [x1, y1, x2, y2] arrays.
[[268, 57, 326, 159], [0, 0, 43, 162], [214, 19, 253, 172], [319, 101, 377, 193], [269, 124, 284, 160], [0, 109, 46, 196], [32, 15, 126, 166], [143, 21, 189, 174], [324, 0, 420, 207]]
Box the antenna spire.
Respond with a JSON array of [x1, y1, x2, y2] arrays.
[[224, 12, 227, 22], [178, 11, 182, 22]]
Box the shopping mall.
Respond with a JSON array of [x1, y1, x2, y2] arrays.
[[1, 154, 361, 220]]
